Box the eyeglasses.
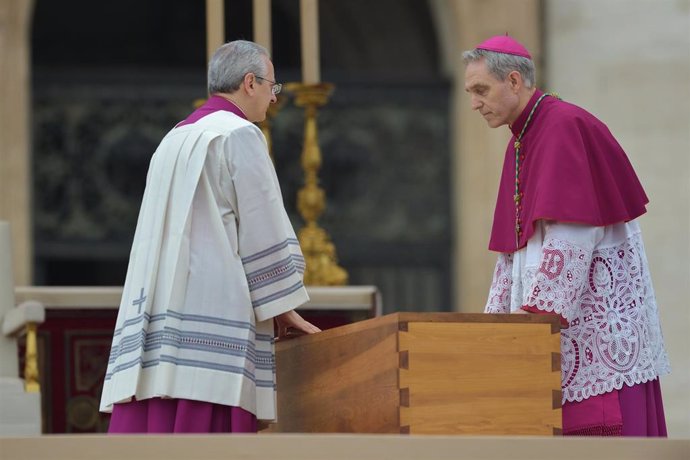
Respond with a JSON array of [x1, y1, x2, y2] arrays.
[[256, 76, 282, 95]]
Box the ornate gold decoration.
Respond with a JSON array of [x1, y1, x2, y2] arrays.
[[24, 322, 40, 392], [66, 395, 99, 431], [284, 82, 347, 286], [258, 93, 288, 163]]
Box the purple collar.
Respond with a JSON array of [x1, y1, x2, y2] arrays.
[[177, 95, 248, 127], [509, 89, 543, 137]]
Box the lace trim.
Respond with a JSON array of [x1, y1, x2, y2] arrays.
[[485, 253, 513, 313], [523, 238, 590, 320], [486, 232, 671, 404], [555, 233, 670, 402]]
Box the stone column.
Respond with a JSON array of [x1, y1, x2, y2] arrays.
[[446, 0, 541, 312], [0, 221, 18, 377], [0, 0, 34, 285]]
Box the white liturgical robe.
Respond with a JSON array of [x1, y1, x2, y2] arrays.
[[100, 110, 308, 420]]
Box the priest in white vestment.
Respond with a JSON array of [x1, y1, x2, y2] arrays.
[[100, 40, 320, 433]]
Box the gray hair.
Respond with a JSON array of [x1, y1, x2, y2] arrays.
[[461, 48, 535, 89], [207, 40, 270, 94]]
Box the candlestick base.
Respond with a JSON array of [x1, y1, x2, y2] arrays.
[[285, 82, 347, 286]]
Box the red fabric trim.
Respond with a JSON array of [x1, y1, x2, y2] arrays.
[[564, 424, 622, 437], [108, 397, 257, 433]]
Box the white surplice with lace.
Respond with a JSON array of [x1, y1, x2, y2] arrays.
[[485, 220, 670, 403]]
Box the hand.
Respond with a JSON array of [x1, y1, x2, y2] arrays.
[[275, 310, 321, 338], [513, 308, 530, 314]]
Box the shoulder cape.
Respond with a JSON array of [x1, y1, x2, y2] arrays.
[[489, 93, 648, 253]]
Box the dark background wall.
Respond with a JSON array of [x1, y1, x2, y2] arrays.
[[31, 0, 453, 313]]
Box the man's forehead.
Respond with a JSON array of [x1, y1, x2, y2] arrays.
[[464, 61, 497, 90], [264, 57, 276, 78], [465, 60, 489, 78]]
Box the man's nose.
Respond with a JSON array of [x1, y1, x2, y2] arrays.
[[270, 93, 277, 104], [470, 96, 482, 110]]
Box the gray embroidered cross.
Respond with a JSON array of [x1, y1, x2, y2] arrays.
[[132, 288, 147, 314]]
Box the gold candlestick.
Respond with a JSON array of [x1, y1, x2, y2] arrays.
[[284, 82, 347, 286], [24, 322, 40, 392], [258, 93, 287, 163]]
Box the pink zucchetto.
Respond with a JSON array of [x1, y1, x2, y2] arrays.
[[475, 34, 532, 59]]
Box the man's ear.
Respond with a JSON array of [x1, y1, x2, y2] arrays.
[[243, 73, 256, 95], [508, 70, 522, 92]]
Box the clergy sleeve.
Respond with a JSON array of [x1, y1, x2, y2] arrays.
[[227, 125, 309, 322], [484, 253, 513, 314], [522, 222, 604, 323]]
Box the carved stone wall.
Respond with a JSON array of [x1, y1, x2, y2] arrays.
[[0, 0, 34, 285], [32, 77, 451, 313]]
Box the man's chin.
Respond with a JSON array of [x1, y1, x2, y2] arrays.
[[486, 118, 505, 128]]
